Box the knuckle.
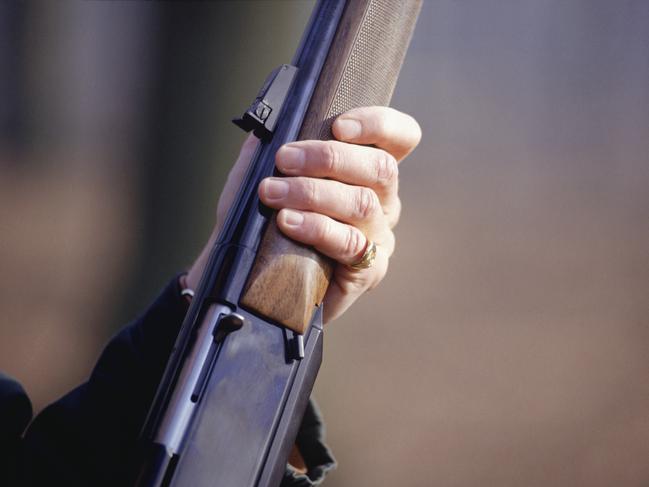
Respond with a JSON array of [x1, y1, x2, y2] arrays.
[[343, 226, 365, 259], [340, 272, 368, 296], [354, 187, 380, 220], [375, 152, 398, 188], [299, 178, 318, 207], [315, 216, 332, 242], [320, 142, 340, 174]]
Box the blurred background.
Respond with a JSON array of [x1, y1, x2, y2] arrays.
[[1, 1, 648, 486]]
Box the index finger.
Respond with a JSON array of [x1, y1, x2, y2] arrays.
[[331, 106, 421, 161]]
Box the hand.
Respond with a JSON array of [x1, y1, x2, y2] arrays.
[[187, 106, 421, 323]]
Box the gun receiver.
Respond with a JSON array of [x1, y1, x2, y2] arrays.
[[135, 1, 421, 486]]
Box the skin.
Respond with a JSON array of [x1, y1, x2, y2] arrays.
[[185, 106, 421, 324]]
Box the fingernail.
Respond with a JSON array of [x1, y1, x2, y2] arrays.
[[334, 118, 362, 139], [262, 178, 289, 199], [277, 145, 305, 171], [282, 209, 304, 228]]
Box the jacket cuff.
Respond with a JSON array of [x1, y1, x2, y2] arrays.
[[282, 399, 336, 487]]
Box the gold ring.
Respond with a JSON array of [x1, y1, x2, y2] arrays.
[[349, 239, 377, 270]]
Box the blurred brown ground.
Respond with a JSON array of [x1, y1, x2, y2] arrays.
[[1, 1, 648, 486]]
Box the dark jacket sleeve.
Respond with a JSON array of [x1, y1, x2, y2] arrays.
[[281, 400, 336, 487], [0, 373, 32, 487], [21, 277, 189, 486], [15, 277, 334, 486]]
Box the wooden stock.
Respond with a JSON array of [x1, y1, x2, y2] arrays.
[[241, 0, 422, 333], [240, 220, 331, 333]]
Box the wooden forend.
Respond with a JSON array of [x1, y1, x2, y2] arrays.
[[241, 220, 331, 334]]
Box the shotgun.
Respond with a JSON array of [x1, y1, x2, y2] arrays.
[[135, 1, 421, 485]]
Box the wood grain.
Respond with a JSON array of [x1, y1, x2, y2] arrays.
[[240, 220, 331, 334]]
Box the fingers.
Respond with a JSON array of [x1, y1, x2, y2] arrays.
[[263, 106, 420, 323], [259, 176, 386, 233], [276, 208, 395, 265], [275, 140, 400, 223], [331, 106, 421, 161], [275, 207, 394, 324]]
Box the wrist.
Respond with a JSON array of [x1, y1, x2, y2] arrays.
[[178, 273, 194, 303]]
